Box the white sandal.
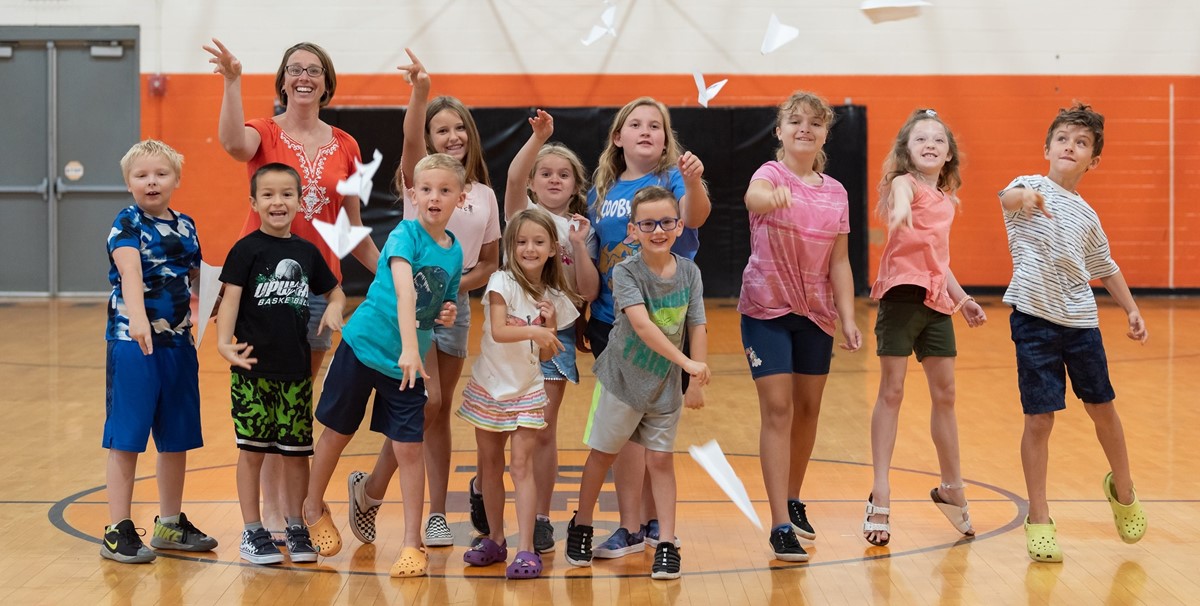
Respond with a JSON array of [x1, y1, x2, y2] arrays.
[[863, 494, 891, 546], [930, 483, 974, 536]]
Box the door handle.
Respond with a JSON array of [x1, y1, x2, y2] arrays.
[[55, 176, 127, 201], [0, 178, 50, 201]]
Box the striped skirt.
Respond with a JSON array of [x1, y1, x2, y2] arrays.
[[455, 379, 547, 433]]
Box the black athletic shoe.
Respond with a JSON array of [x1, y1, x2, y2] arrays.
[[534, 518, 555, 553], [100, 519, 156, 564], [650, 543, 681, 580], [564, 511, 594, 567], [468, 476, 490, 536], [788, 499, 816, 540], [770, 526, 809, 562]]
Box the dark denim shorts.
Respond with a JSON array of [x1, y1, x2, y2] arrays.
[[1010, 308, 1116, 415]]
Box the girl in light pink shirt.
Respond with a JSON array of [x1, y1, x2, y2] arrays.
[[863, 109, 987, 547], [741, 91, 862, 563]]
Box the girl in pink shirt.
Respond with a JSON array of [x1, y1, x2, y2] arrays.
[[863, 109, 987, 547], [741, 91, 862, 563]]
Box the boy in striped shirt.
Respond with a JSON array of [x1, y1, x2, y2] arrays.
[[999, 102, 1148, 563]]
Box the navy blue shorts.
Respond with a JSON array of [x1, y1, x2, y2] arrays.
[[315, 340, 427, 442], [740, 314, 834, 378], [1010, 309, 1116, 415], [104, 340, 203, 453]]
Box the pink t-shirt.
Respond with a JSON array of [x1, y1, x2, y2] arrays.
[[870, 174, 957, 315], [404, 181, 501, 272], [738, 161, 850, 336], [239, 117, 362, 282]]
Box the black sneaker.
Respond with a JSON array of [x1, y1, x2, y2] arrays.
[[770, 526, 809, 562], [151, 512, 218, 551], [100, 519, 156, 564], [564, 511, 594, 567], [788, 499, 816, 540], [651, 542, 681, 580], [468, 476, 490, 536], [285, 525, 318, 563], [534, 518, 555, 553], [240, 527, 284, 565]]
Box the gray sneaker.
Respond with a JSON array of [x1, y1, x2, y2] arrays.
[[534, 518, 555, 553], [150, 512, 218, 551]]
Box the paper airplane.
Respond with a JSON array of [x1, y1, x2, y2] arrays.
[[693, 73, 728, 108], [760, 13, 799, 55], [581, 5, 617, 46], [195, 261, 222, 346], [860, 0, 931, 24], [688, 440, 763, 530], [312, 207, 372, 259], [336, 149, 383, 206]]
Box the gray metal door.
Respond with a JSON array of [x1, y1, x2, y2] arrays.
[[0, 26, 139, 295]]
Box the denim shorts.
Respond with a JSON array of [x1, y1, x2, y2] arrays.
[[306, 293, 332, 352], [1010, 308, 1116, 415], [431, 290, 471, 358], [541, 326, 580, 383], [740, 313, 834, 378]]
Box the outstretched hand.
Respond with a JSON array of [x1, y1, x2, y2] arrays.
[[529, 109, 554, 140], [1021, 189, 1052, 219], [203, 38, 242, 80], [397, 47, 429, 89]]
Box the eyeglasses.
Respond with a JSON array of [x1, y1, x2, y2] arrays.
[[633, 217, 679, 233], [285, 64, 325, 78]]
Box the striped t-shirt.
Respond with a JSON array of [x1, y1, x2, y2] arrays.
[[999, 175, 1119, 328]]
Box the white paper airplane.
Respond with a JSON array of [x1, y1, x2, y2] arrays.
[[760, 13, 799, 55], [313, 207, 372, 259], [688, 440, 763, 530], [581, 5, 617, 46], [336, 149, 383, 206], [195, 261, 222, 346], [860, 0, 931, 24], [693, 73, 728, 108]]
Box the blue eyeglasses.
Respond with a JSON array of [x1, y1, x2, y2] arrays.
[[633, 217, 680, 233]]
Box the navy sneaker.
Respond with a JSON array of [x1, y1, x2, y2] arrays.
[[593, 527, 644, 559], [788, 499, 816, 540]]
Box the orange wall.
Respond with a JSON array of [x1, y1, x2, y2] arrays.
[[142, 73, 1200, 289]]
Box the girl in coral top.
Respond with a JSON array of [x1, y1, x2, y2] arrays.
[[863, 109, 987, 547]]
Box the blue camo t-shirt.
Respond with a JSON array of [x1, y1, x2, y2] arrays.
[[586, 168, 699, 324], [106, 204, 202, 347], [342, 220, 462, 380]]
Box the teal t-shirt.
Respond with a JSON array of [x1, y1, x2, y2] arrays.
[[342, 220, 462, 380]]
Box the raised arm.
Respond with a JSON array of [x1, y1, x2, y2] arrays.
[[505, 109, 554, 221], [203, 38, 261, 162], [678, 151, 711, 228], [397, 48, 431, 191], [886, 175, 914, 231]]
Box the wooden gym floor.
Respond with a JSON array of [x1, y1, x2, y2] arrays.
[[1, 295, 1198, 605]]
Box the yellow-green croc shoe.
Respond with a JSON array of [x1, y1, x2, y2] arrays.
[[1024, 516, 1063, 563], [1103, 471, 1147, 544]]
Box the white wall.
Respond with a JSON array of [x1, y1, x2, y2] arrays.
[[5, 0, 1200, 75]]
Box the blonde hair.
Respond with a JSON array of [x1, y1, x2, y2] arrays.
[[502, 209, 581, 306], [413, 153, 467, 188], [775, 91, 835, 173], [877, 109, 962, 219], [120, 139, 184, 179], [592, 97, 682, 204], [426, 96, 490, 187], [530, 143, 590, 217]]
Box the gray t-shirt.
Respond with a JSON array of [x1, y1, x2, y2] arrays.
[[594, 252, 706, 414]]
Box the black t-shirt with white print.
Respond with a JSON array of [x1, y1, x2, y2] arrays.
[[220, 231, 338, 380]]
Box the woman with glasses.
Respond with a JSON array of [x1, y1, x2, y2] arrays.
[[205, 39, 380, 557]]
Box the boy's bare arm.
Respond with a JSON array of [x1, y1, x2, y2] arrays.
[[215, 283, 256, 369], [623, 304, 708, 385], [1099, 271, 1148, 343], [318, 285, 346, 335], [1000, 186, 1052, 218], [392, 257, 427, 389]]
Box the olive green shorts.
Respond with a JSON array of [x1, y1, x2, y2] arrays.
[[874, 285, 956, 361]]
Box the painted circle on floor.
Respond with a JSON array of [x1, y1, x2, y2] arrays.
[[50, 450, 1026, 578]]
